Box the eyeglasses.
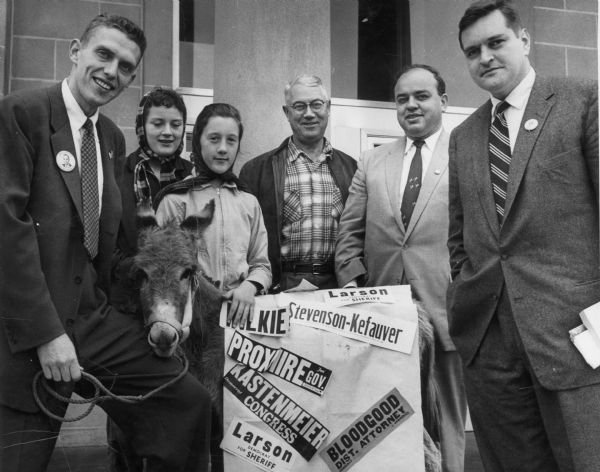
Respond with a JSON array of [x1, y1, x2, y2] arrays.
[[288, 100, 328, 113]]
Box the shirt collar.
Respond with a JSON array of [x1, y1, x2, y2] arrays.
[[404, 126, 443, 156], [61, 78, 99, 129], [287, 137, 333, 163], [490, 67, 536, 113]]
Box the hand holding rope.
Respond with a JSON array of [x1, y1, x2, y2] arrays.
[[32, 351, 189, 422]]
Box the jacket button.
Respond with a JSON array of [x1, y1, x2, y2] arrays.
[[66, 319, 75, 327], [500, 254, 508, 261], [74, 276, 82, 284]]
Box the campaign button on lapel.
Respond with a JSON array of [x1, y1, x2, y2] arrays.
[[56, 150, 76, 172], [524, 119, 538, 131]]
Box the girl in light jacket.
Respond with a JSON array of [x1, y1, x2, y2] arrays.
[[155, 103, 271, 327]]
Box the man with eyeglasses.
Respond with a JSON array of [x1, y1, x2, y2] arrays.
[[240, 74, 356, 292]]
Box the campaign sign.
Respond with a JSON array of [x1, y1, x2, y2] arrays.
[[227, 330, 280, 372], [223, 364, 330, 461], [323, 287, 396, 307], [320, 388, 414, 472], [221, 417, 298, 472], [286, 299, 417, 354], [268, 348, 332, 396], [220, 300, 290, 336]]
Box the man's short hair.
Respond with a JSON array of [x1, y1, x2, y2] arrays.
[[395, 64, 446, 96], [80, 14, 147, 58], [284, 74, 330, 105], [458, 0, 522, 50]]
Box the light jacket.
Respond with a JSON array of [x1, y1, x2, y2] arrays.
[[155, 179, 272, 292]]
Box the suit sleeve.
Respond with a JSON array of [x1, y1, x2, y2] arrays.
[[335, 152, 368, 286], [447, 131, 468, 280], [583, 81, 599, 201], [0, 97, 65, 353]]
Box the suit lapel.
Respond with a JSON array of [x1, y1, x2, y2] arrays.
[[503, 78, 554, 221], [405, 130, 449, 239], [49, 84, 83, 221], [469, 101, 501, 236], [385, 138, 407, 237]]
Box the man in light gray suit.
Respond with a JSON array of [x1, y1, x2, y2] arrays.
[[448, 1, 600, 471], [336, 64, 467, 472]]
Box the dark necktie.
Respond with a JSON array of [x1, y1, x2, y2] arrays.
[[489, 101, 511, 222], [81, 119, 99, 258], [401, 139, 425, 229]]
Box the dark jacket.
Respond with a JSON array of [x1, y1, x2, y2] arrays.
[[447, 76, 600, 389], [239, 137, 356, 291], [0, 83, 124, 411]]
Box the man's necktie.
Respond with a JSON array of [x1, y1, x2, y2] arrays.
[[81, 119, 99, 258], [489, 101, 511, 222], [401, 139, 425, 229]]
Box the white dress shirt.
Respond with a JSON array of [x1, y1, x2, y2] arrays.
[[61, 79, 103, 209], [490, 67, 536, 153], [399, 126, 443, 205]]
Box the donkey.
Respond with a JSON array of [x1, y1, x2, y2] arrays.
[[131, 199, 441, 472], [134, 198, 226, 406]]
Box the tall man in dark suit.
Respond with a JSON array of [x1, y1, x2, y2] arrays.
[[336, 64, 467, 472], [0, 15, 211, 472], [240, 74, 356, 292], [448, 1, 600, 470]]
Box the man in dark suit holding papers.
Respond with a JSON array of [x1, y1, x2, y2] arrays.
[[447, 1, 600, 470]]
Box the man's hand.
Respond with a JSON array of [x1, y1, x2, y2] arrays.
[[224, 280, 257, 328], [36, 333, 82, 382]]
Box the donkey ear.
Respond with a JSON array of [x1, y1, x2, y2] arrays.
[[180, 199, 215, 233], [136, 198, 158, 230]]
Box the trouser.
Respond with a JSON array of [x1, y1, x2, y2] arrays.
[[0, 307, 212, 472], [464, 288, 600, 472], [108, 400, 223, 472], [435, 350, 467, 472]]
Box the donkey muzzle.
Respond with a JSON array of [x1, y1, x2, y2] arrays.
[[146, 286, 193, 357]]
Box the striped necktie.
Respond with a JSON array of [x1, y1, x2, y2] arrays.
[[489, 101, 511, 222], [81, 119, 99, 258], [400, 139, 425, 229]]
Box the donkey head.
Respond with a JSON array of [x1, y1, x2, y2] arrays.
[[133, 198, 215, 357]]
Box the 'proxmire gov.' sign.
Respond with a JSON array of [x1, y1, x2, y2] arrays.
[[284, 298, 417, 354]]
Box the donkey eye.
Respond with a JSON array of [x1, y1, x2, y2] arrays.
[[134, 269, 148, 283]]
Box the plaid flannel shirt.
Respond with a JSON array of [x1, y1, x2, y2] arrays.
[[281, 138, 343, 262]]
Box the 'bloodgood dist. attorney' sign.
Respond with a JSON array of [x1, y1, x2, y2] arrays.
[[320, 388, 414, 472], [285, 298, 417, 354]]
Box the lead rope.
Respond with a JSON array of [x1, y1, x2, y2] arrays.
[[32, 350, 189, 422]]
